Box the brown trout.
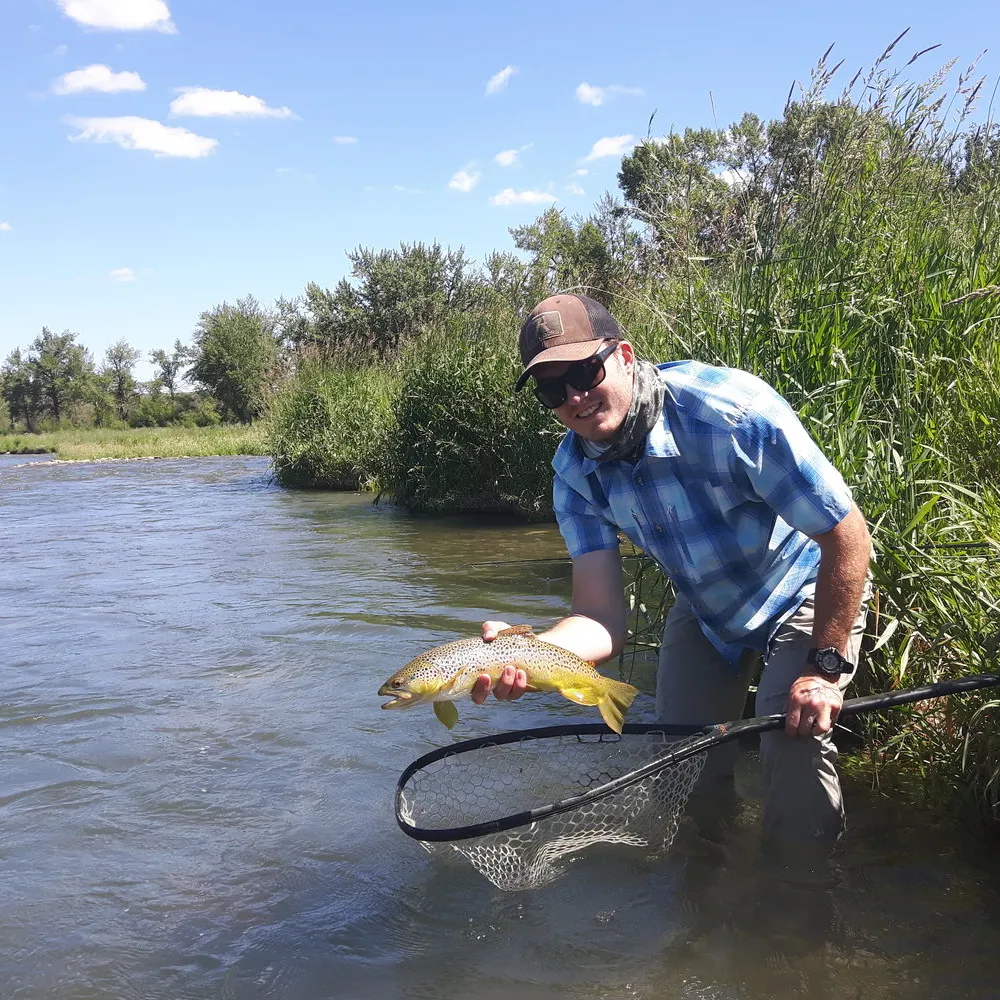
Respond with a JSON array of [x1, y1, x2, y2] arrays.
[[378, 625, 639, 733]]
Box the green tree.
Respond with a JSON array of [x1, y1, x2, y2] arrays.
[[297, 242, 476, 359], [1, 348, 41, 431], [28, 327, 94, 423], [188, 296, 279, 423], [101, 340, 142, 421], [150, 340, 194, 400]]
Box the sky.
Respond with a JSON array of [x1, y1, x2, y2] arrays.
[[2, 0, 999, 380]]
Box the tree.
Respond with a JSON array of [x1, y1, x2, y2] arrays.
[[294, 242, 477, 359], [150, 340, 194, 400], [101, 340, 142, 421], [28, 327, 93, 423], [1, 348, 40, 431], [188, 296, 279, 423], [507, 205, 641, 304]]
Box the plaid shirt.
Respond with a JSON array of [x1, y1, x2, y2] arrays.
[[553, 361, 854, 663]]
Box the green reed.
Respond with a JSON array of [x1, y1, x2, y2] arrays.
[[266, 359, 399, 490], [613, 52, 1000, 824], [381, 311, 563, 517]]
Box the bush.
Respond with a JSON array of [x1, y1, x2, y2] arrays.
[[383, 312, 562, 517], [267, 360, 398, 490]]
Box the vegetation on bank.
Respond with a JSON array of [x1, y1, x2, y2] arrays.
[[0, 423, 267, 461]]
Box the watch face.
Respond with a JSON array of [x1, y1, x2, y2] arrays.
[[817, 649, 844, 674], [819, 649, 840, 673]]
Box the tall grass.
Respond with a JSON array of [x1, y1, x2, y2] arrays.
[[382, 313, 563, 517], [612, 51, 1000, 825], [266, 359, 398, 490]]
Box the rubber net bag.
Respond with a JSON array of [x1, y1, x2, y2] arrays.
[[397, 730, 707, 891]]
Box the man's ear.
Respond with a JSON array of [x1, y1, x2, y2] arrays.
[[618, 341, 635, 368]]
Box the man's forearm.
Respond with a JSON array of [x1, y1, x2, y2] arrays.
[[810, 504, 872, 658], [537, 612, 622, 664]]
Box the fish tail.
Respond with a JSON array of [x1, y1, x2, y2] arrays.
[[598, 678, 639, 734]]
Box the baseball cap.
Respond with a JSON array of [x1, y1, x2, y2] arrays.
[[513, 294, 623, 391]]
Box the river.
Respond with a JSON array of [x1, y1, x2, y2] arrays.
[[1, 454, 998, 1000]]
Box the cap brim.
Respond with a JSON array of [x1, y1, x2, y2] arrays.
[[513, 340, 609, 391]]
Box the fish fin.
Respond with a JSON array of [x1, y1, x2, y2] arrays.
[[559, 685, 603, 707], [495, 625, 536, 638], [598, 679, 640, 735], [434, 701, 459, 729]]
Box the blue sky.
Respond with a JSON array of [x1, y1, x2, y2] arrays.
[[2, 0, 999, 379]]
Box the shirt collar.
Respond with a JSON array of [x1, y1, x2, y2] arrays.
[[569, 408, 678, 474]]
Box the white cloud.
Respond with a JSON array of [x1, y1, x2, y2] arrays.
[[490, 188, 558, 207], [393, 185, 424, 195], [333, 135, 358, 145], [449, 167, 482, 193], [52, 44, 69, 58], [575, 82, 644, 106], [169, 87, 295, 119], [57, 0, 176, 33], [66, 116, 218, 158], [52, 64, 146, 95], [583, 134, 636, 161], [494, 142, 532, 167], [715, 167, 748, 187], [575, 168, 589, 176], [485, 65, 517, 96], [0, 222, 11, 231], [565, 183, 586, 196], [109, 267, 134, 282]]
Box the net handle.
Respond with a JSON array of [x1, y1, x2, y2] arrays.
[[395, 672, 1000, 843]]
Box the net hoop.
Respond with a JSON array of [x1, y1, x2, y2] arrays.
[[395, 722, 712, 843]]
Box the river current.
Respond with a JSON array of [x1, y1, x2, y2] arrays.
[[1, 454, 998, 999]]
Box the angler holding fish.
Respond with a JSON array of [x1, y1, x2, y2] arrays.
[[466, 294, 872, 852]]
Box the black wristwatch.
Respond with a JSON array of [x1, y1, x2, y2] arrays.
[[807, 646, 854, 679]]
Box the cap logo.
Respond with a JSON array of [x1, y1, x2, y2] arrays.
[[529, 310, 565, 342]]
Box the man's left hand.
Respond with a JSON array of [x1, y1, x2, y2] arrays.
[[785, 674, 843, 737]]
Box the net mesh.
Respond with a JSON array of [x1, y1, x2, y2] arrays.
[[398, 730, 707, 891]]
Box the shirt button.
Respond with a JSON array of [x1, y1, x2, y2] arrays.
[[636, 476, 644, 486], [656, 524, 663, 534]]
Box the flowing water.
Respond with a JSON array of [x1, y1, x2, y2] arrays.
[[1, 454, 998, 1000]]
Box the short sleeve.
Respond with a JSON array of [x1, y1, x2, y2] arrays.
[[730, 388, 853, 537], [553, 470, 621, 559]]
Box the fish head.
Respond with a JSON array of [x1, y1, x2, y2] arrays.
[[377, 655, 452, 709]]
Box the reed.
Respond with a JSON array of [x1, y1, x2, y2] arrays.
[[263, 47, 1000, 822], [381, 312, 563, 517], [266, 359, 399, 490]]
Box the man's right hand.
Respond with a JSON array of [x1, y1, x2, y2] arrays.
[[471, 620, 528, 704]]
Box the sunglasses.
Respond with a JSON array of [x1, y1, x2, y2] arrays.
[[532, 341, 620, 409]]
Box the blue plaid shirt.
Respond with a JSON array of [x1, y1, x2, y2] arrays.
[[552, 361, 854, 664]]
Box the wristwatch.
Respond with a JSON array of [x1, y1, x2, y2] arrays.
[[807, 646, 854, 679]]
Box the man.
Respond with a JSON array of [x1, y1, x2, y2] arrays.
[[472, 293, 872, 846]]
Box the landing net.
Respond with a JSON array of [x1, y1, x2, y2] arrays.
[[396, 726, 707, 891]]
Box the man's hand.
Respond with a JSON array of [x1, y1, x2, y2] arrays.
[[785, 674, 844, 737], [470, 620, 527, 704]]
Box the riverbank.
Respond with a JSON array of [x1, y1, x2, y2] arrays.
[[0, 424, 268, 461]]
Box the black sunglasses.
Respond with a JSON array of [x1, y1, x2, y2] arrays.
[[532, 341, 619, 409]]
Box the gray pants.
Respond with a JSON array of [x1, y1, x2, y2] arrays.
[[656, 585, 870, 844]]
